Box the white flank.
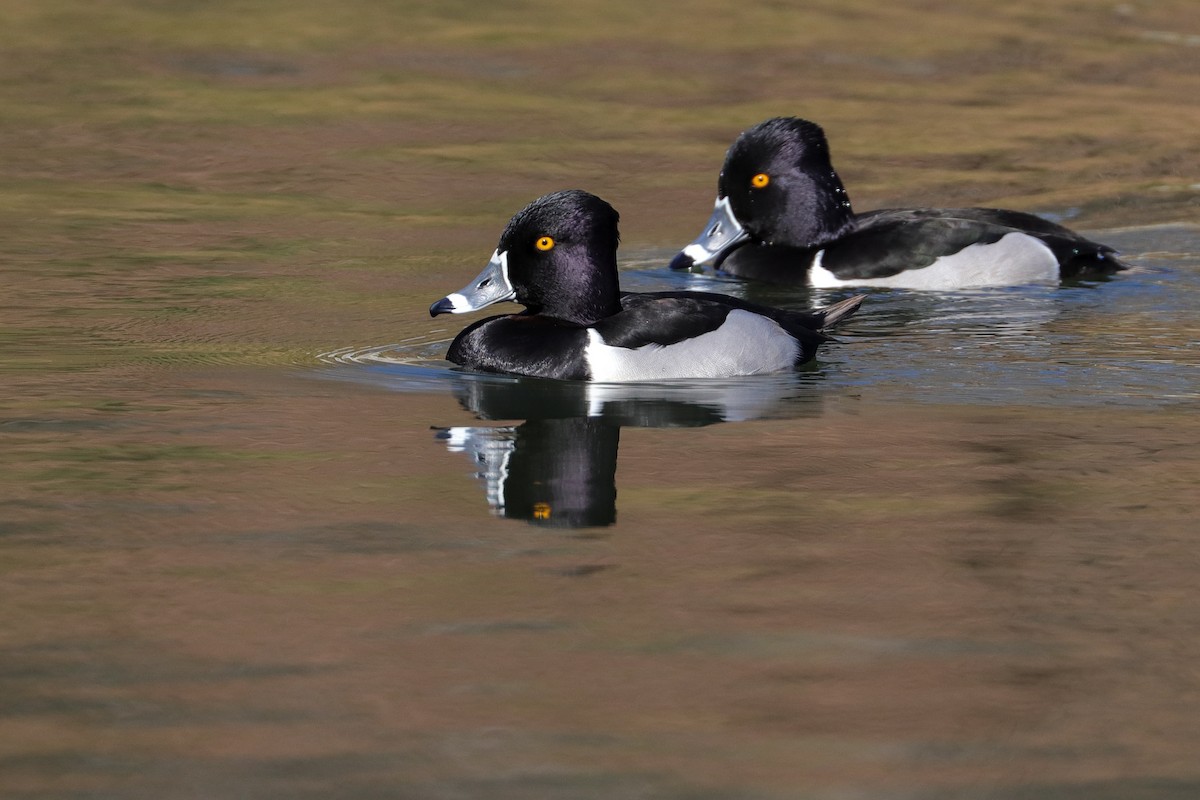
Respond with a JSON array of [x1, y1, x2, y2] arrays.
[[807, 233, 1060, 289], [584, 310, 800, 382]]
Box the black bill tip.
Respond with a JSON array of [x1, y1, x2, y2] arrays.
[[429, 297, 455, 317], [668, 252, 696, 271]]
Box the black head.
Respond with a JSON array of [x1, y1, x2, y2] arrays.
[[431, 190, 623, 326], [669, 117, 855, 271], [719, 117, 854, 247]]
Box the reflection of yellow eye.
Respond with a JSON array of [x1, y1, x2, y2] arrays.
[[535, 236, 555, 251], [751, 173, 770, 188]]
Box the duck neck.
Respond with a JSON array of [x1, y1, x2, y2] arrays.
[[781, 168, 855, 248], [533, 248, 623, 326], [819, 168, 855, 240]]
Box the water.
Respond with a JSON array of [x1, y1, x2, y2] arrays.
[[5, 2, 1200, 798]]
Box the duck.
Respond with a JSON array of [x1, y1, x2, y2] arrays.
[[668, 117, 1127, 288], [429, 190, 863, 382]]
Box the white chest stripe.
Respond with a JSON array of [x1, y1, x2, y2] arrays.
[[584, 310, 801, 382], [807, 233, 1060, 289]]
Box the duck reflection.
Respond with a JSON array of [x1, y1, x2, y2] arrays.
[[436, 372, 821, 528], [437, 418, 619, 528]]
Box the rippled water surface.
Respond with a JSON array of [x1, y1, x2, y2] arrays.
[[4, 2, 1200, 799]]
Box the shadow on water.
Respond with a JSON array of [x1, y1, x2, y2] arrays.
[[320, 362, 825, 528]]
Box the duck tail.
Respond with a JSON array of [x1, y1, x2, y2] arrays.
[[815, 294, 866, 331]]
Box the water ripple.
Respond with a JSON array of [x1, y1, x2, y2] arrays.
[[316, 338, 448, 366]]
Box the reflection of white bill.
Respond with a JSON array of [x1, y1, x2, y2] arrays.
[[436, 426, 517, 517]]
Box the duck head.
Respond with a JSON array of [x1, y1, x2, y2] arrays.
[[431, 189, 623, 326], [670, 117, 855, 270]]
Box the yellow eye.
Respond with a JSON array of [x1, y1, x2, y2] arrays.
[[751, 173, 770, 189], [535, 236, 555, 251]]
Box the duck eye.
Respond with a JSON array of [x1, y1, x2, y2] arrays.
[[535, 236, 555, 251], [751, 173, 770, 189]]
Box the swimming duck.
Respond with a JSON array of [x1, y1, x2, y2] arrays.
[[669, 117, 1127, 288], [430, 190, 863, 381]]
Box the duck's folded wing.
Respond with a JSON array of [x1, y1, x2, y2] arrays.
[[845, 210, 1125, 277], [605, 294, 857, 369], [603, 297, 738, 349], [822, 217, 1017, 280], [938, 209, 1127, 273], [860, 207, 1087, 239], [620, 292, 862, 335]]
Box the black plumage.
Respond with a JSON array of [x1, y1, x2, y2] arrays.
[[431, 190, 863, 381], [671, 117, 1127, 286]]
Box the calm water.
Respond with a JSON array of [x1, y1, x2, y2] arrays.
[[5, 2, 1200, 798]]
